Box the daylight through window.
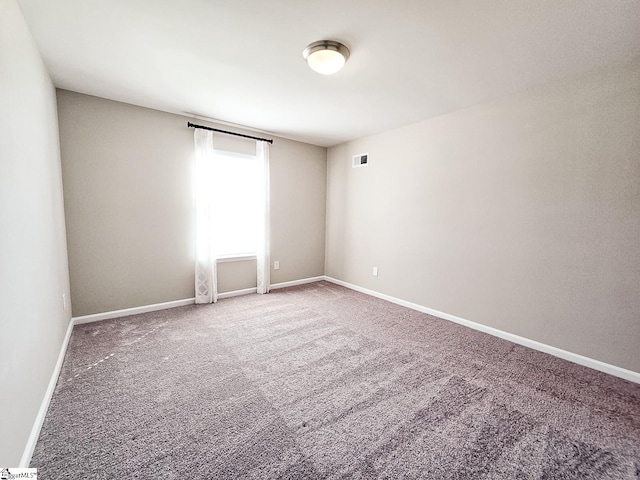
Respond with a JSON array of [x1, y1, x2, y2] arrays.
[[211, 150, 261, 257]]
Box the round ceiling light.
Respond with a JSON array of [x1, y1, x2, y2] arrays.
[[302, 40, 350, 75]]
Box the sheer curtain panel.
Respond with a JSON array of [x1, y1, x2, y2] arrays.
[[256, 141, 271, 294], [194, 129, 218, 304]]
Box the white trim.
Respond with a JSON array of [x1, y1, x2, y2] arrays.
[[271, 276, 325, 290], [70, 277, 326, 324], [218, 287, 257, 299], [20, 317, 74, 467], [73, 298, 195, 325], [217, 254, 256, 263], [210, 276, 327, 299], [323, 276, 640, 384]]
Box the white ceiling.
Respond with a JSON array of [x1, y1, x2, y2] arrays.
[[17, 0, 640, 147]]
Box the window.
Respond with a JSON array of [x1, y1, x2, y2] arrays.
[[194, 129, 270, 304], [210, 150, 261, 257]]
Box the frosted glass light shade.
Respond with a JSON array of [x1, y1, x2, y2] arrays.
[[303, 40, 350, 75]]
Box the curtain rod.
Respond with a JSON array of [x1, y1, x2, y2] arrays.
[[187, 122, 273, 144]]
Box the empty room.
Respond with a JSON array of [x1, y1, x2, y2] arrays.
[[1, 0, 639, 478]]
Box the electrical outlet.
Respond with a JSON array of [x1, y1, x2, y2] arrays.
[[373, 266, 378, 277], [274, 261, 280, 270], [62, 293, 67, 309]]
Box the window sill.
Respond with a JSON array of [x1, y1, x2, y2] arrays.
[[217, 254, 257, 263]]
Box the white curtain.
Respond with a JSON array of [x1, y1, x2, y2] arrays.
[[256, 141, 270, 294], [194, 129, 218, 304]]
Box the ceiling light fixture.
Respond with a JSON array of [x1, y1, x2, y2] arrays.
[[303, 40, 350, 75]]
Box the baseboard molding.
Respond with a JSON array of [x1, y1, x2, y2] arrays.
[[218, 287, 257, 299], [271, 276, 325, 290], [73, 298, 196, 325], [217, 276, 325, 298], [70, 275, 327, 322], [324, 276, 640, 384], [20, 316, 74, 467], [71, 275, 327, 323]]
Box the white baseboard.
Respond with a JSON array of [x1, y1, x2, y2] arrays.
[[218, 287, 257, 299], [324, 276, 640, 384], [20, 316, 74, 467], [271, 276, 325, 290], [71, 275, 326, 322], [218, 276, 325, 298], [73, 298, 196, 325]]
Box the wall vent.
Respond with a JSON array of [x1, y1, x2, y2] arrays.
[[352, 153, 369, 168]]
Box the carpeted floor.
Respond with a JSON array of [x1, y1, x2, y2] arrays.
[[32, 281, 640, 479]]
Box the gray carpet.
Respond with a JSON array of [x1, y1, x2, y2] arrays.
[[32, 281, 640, 479]]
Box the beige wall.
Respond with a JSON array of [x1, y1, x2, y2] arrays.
[[326, 60, 640, 373], [0, 0, 71, 465], [217, 260, 257, 293], [57, 90, 326, 316], [271, 136, 327, 283]]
